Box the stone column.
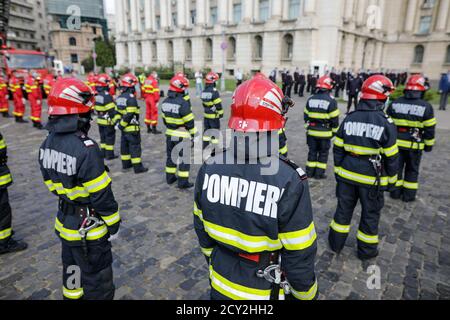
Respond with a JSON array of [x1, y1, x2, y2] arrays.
[[437, 0, 450, 30], [282, 0, 289, 19], [304, 0, 316, 14], [243, 0, 254, 22], [197, 0, 207, 25], [373, 41, 383, 69], [142, 40, 152, 66], [144, 0, 153, 31], [404, 0, 418, 32], [130, 0, 138, 32], [115, 42, 126, 66], [356, 0, 367, 26], [160, 0, 168, 28], [218, 0, 228, 24], [115, 0, 124, 34], [344, 0, 355, 21], [271, 0, 283, 18]]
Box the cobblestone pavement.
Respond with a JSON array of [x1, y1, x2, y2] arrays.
[[0, 87, 449, 300]]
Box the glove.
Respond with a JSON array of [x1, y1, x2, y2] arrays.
[[109, 229, 120, 241], [424, 146, 433, 153]]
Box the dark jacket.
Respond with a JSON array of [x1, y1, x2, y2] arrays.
[[0, 132, 12, 190], [439, 74, 450, 92], [304, 91, 340, 138], [161, 90, 197, 138]]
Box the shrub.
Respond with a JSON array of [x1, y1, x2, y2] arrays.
[[391, 85, 439, 103]]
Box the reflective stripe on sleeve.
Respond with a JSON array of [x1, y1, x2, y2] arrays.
[[279, 222, 317, 250], [382, 144, 399, 157], [55, 218, 108, 241], [165, 129, 191, 138], [307, 130, 333, 138], [403, 181, 419, 190], [291, 280, 318, 300], [201, 247, 213, 257], [334, 167, 388, 186], [330, 220, 350, 233], [423, 118, 437, 127], [0, 227, 12, 240], [0, 174, 12, 186], [101, 211, 121, 226], [356, 230, 379, 244], [82, 171, 111, 194]]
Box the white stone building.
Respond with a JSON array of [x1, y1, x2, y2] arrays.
[[114, 0, 450, 80]]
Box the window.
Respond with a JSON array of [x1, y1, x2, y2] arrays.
[[282, 34, 293, 60], [206, 38, 213, 61], [172, 12, 178, 27], [422, 0, 436, 8], [227, 36, 236, 60], [186, 39, 192, 61], [69, 37, 77, 46], [137, 42, 142, 62], [288, 0, 301, 19], [152, 41, 157, 61], [413, 45, 425, 64], [418, 16, 432, 34], [210, 6, 218, 25], [191, 10, 196, 25], [253, 35, 263, 60], [156, 16, 161, 29], [71, 54, 78, 63], [233, 3, 242, 24], [92, 27, 97, 35], [259, 0, 270, 22], [446, 45, 450, 64], [168, 41, 174, 63]]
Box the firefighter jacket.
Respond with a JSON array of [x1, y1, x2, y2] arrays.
[[304, 91, 340, 138], [44, 76, 55, 96], [0, 79, 8, 96], [386, 91, 436, 152], [25, 76, 42, 100], [115, 90, 141, 133], [161, 91, 198, 139], [141, 76, 160, 101], [95, 87, 117, 126], [9, 77, 23, 98], [194, 134, 318, 300], [0, 132, 12, 190], [333, 99, 399, 190], [201, 84, 223, 120], [39, 115, 121, 246]]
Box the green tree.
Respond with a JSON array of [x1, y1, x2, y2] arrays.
[[94, 38, 116, 69]]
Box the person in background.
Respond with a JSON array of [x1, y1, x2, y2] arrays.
[[438, 71, 450, 111], [195, 70, 203, 97], [235, 69, 243, 88]]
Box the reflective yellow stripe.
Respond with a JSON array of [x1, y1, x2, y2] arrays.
[[344, 144, 381, 156], [119, 120, 129, 127], [332, 127, 339, 133], [104, 144, 114, 151], [44, 181, 89, 200], [183, 95, 190, 101], [210, 266, 271, 300], [424, 139, 435, 146], [126, 106, 138, 113], [382, 144, 399, 157], [213, 98, 222, 104], [55, 218, 108, 241], [217, 109, 224, 115], [204, 113, 219, 119], [334, 166, 388, 186], [193, 202, 203, 220], [162, 115, 184, 125], [403, 181, 419, 190], [279, 222, 317, 251], [306, 161, 317, 168], [101, 211, 121, 226], [330, 220, 350, 233], [131, 158, 141, 164], [182, 113, 195, 123], [165, 129, 191, 138], [203, 136, 212, 142], [396, 180, 404, 187], [397, 139, 424, 150], [291, 280, 318, 301], [189, 127, 198, 135], [165, 166, 177, 174], [123, 126, 140, 132], [305, 109, 331, 120], [328, 109, 340, 118], [201, 247, 213, 257], [203, 219, 282, 253], [177, 171, 189, 178], [356, 230, 379, 244], [0, 174, 12, 186], [121, 154, 131, 161], [308, 130, 333, 138], [392, 118, 424, 128], [316, 162, 327, 170], [388, 175, 398, 184], [97, 118, 110, 125], [82, 171, 111, 194], [334, 137, 344, 148], [62, 286, 84, 300], [423, 118, 437, 127], [279, 145, 288, 155], [0, 227, 12, 240]]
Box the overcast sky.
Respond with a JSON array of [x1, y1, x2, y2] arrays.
[[104, 0, 115, 14]]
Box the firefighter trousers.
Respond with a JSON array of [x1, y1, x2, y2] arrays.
[[165, 136, 191, 187], [306, 136, 331, 178], [145, 96, 158, 126], [12, 94, 25, 118], [329, 181, 384, 259], [203, 118, 220, 149], [61, 240, 114, 300], [99, 125, 116, 158], [120, 131, 143, 170], [0, 94, 8, 113], [390, 149, 422, 202], [0, 189, 12, 247], [29, 96, 42, 123]]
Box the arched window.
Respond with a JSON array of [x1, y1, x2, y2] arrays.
[[168, 40, 174, 63], [186, 39, 192, 61], [446, 45, 450, 64], [282, 34, 293, 60], [151, 41, 157, 62], [206, 38, 213, 61], [413, 45, 424, 64], [69, 37, 77, 46], [227, 36, 236, 60], [253, 35, 263, 60]]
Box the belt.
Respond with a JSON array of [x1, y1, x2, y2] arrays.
[[58, 199, 92, 216], [348, 153, 374, 159], [221, 246, 276, 267]]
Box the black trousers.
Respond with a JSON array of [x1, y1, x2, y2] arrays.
[[285, 85, 292, 98], [329, 181, 384, 259], [120, 131, 142, 170], [61, 241, 114, 300], [390, 149, 422, 202], [306, 82, 312, 93], [335, 86, 341, 98], [347, 95, 358, 113], [306, 136, 331, 178], [298, 83, 305, 97], [0, 189, 12, 247], [439, 91, 448, 110], [166, 136, 191, 187], [294, 81, 300, 94], [203, 118, 220, 150], [99, 125, 116, 158]]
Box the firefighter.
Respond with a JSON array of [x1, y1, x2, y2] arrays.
[[161, 74, 198, 189], [201, 72, 223, 151], [0, 76, 10, 117], [0, 131, 28, 255], [138, 72, 146, 99], [386, 75, 436, 202], [329, 75, 399, 260], [193, 73, 318, 300], [25, 72, 43, 129], [86, 72, 98, 95], [9, 75, 27, 123], [115, 73, 148, 174], [43, 74, 56, 98], [38, 78, 121, 299], [94, 74, 118, 160], [142, 72, 162, 134], [278, 127, 289, 157], [304, 75, 340, 179], [109, 76, 117, 97]]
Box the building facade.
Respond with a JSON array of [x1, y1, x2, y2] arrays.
[[114, 0, 450, 80]]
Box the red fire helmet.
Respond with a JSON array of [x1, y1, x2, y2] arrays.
[[47, 78, 95, 116], [228, 73, 293, 132], [169, 74, 190, 93], [96, 73, 112, 87], [405, 74, 427, 92], [360, 75, 395, 100], [316, 75, 335, 90], [205, 72, 220, 84], [119, 73, 138, 87]]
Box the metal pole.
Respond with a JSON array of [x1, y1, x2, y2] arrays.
[[221, 28, 226, 92], [93, 40, 97, 72]]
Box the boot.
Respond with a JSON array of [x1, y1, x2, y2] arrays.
[[152, 126, 162, 135], [147, 125, 152, 134], [315, 173, 327, 180], [2, 112, 11, 118], [167, 176, 177, 185], [15, 116, 28, 123], [357, 250, 379, 261], [178, 182, 194, 189], [33, 122, 43, 130], [134, 164, 149, 174], [0, 238, 28, 255], [105, 154, 119, 160]]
